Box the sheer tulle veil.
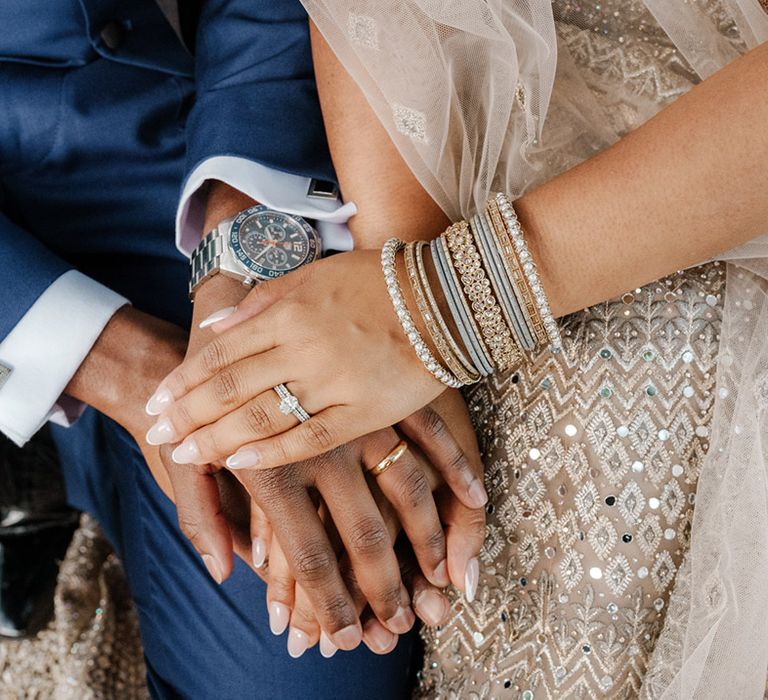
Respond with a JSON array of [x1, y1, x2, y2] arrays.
[[302, 0, 768, 696]]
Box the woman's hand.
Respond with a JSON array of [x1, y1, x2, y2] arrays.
[[147, 250, 444, 470]]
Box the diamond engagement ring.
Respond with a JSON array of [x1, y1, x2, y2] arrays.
[[274, 384, 311, 423]]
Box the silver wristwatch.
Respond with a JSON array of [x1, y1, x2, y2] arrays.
[[189, 204, 322, 300]]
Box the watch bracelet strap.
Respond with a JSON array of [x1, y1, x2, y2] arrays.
[[189, 223, 227, 298]]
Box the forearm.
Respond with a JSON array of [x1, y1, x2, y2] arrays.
[[310, 22, 450, 248], [519, 39, 768, 317], [314, 22, 768, 314]]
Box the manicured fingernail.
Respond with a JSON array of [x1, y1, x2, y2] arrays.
[[201, 554, 223, 584], [414, 589, 449, 627], [146, 417, 176, 446], [319, 631, 338, 658], [465, 558, 479, 603], [468, 478, 489, 508], [332, 624, 362, 651], [363, 621, 397, 654], [251, 538, 268, 569], [145, 387, 173, 416], [433, 559, 450, 587], [171, 438, 200, 465], [226, 448, 261, 470], [385, 606, 415, 634], [269, 602, 290, 636], [199, 306, 237, 329], [287, 628, 310, 659]]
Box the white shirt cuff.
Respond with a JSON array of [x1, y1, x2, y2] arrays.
[[0, 270, 129, 447], [176, 156, 357, 257]]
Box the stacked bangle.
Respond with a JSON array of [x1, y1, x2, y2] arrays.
[[381, 238, 463, 388], [495, 193, 563, 354], [380, 193, 561, 386]]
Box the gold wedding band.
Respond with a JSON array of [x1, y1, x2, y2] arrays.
[[369, 441, 408, 477]]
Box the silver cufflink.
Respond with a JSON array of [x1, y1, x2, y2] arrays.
[[0, 362, 12, 391], [307, 179, 339, 200]]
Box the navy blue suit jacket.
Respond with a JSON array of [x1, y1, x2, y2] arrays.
[[0, 0, 334, 337]]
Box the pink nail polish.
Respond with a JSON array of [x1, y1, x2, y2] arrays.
[[226, 448, 261, 470], [171, 439, 200, 465], [269, 602, 290, 636], [199, 306, 237, 329], [319, 632, 338, 659], [251, 538, 268, 569], [146, 417, 175, 446], [287, 628, 310, 659], [145, 387, 173, 416], [465, 558, 479, 603], [201, 554, 223, 584]]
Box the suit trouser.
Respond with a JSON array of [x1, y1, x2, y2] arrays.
[[2, 55, 416, 699]]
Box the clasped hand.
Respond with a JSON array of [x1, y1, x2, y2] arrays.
[[145, 254, 488, 655]]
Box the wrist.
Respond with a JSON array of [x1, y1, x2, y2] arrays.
[[65, 306, 187, 429], [203, 181, 257, 234]]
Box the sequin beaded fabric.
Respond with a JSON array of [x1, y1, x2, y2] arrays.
[[0, 515, 148, 699], [418, 261, 725, 698]]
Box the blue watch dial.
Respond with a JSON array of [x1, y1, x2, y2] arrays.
[[230, 206, 319, 279]]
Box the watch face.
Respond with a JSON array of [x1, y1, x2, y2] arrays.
[[230, 206, 320, 280]]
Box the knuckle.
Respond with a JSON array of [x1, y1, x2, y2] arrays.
[[420, 405, 447, 439], [348, 516, 388, 559], [212, 368, 242, 406], [292, 542, 335, 583], [319, 593, 355, 628], [202, 338, 230, 376], [394, 466, 431, 510], [176, 510, 202, 545], [172, 400, 195, 431], [422, 527, 446, 556], [445, 446, 472, 477], [304, 419, 335, 452], [244, 401, 273, 436]]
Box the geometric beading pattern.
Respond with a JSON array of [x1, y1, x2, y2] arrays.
[[417, 259, 725, 698]]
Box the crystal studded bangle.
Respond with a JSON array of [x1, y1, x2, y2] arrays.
[[495, 193, 563, 354], [381, 238, 464, 388]]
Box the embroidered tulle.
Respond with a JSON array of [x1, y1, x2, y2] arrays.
[[303, 0, 768, 696]]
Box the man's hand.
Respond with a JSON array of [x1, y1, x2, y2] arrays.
[[65, 305, 188, 498]]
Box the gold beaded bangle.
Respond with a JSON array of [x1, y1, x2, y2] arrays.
[[487, 198, 549, 349], [443, 222, 522, 372], [404, 241, 475, 386], [414, 241, 482, 382]]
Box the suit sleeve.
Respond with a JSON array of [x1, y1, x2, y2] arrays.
[[0, 211, 128, 446], [185, 0, 334, 185]]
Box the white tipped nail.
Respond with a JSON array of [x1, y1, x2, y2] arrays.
[[465, 558, 479, 603], [171, 439, 200, 465], [251, 538, 268, 569], [226, 448, 261, 470], [146, 417, 176, 446], [199, 306, 237, 329], [269, 602, 290, 636], [319, 632, 338, 658], [145, 387, 173, 416]]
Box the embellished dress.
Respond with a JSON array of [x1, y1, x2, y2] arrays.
[[417, 2, 740, 697]]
